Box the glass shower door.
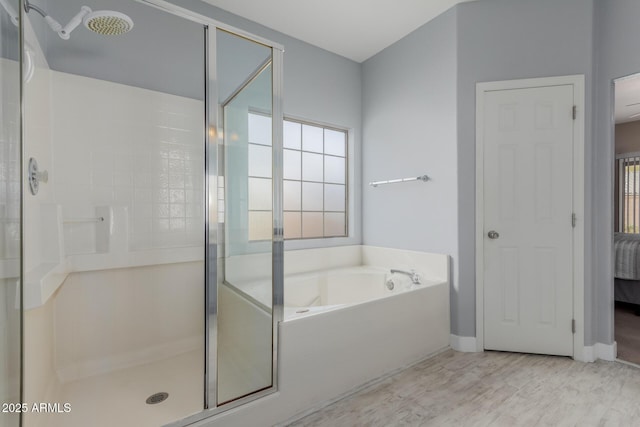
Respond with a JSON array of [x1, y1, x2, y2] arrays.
[[11, 0, 284, 424], [0, 1, 22, 426], [210, 28, 283, 407]]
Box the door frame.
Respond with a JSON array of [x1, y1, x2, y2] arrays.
[[475, 75, 585, 360]]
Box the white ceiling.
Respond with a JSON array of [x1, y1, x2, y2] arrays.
[[202, 0, 477, 63], [616, 76, 640, 124]]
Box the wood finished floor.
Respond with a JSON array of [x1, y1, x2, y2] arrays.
[[287, 349, 640, 427], [615, 302, 640, 366]]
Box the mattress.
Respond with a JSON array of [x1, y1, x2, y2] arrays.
[[614, 232, 640, 280]]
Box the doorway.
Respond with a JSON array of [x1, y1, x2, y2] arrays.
[[612, 74, 640, 366], [475, 75, 585, 359]]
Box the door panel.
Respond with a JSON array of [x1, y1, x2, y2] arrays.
[[214, 29, 276, 407], [483, 85, 574, 356]]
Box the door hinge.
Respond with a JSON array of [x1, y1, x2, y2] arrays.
[[572, 319, 576, 334], [572, 213, 577, 228], [572, 105, 577, 120]]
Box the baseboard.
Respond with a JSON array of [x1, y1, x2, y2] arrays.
[[447, 336, 617, 361], [578, 342, 617, 362], [576, 345, 595, 362], [56, 335, 202, 383], [450, 334, 480, 352], [595, 342, 617, 361], [615, 358, 640, 369]]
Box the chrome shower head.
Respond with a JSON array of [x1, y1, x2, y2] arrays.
[[83, 11, 133, 36], [22, 2, 134, 39]]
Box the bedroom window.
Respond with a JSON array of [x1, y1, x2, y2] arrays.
[[619, 155, 640, 233]]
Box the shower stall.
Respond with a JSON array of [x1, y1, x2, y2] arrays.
[[0, 0, 22, 426], [2, 0, 283, 425]]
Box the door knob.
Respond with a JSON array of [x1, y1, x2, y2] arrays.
[[487, 230, 500, 239]]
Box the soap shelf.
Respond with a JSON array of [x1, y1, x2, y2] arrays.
[[25, 204, 203, 310]]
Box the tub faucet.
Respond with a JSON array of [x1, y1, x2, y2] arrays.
[[390, 269, 421, 285]]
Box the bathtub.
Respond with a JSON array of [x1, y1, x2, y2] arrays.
[[212, 246, 450, 427], [283, 266, 443, 320], [228, 265, 444, 319]]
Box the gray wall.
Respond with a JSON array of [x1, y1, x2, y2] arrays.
[[169, 0, 363, 251], [457, 0, 595, 339], [32, 0, 206, 99], [28, 0, 626, 345], [0, 11, 18, 60], [361, 9, 459, 328], [593, 0, 640, 346], [362, 0, 596, 339]]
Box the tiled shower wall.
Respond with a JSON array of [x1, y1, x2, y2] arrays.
[[0, 59, 20, 262], [0, 57, 21, 415], [51, 71, 204, 254]]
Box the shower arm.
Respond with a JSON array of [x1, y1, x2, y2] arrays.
[[23, 0, 91, 40]]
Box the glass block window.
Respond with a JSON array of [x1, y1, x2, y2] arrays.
[[282, 119, 347, 239], [247, 112, 273, 241], [247, 115, 348, 241]]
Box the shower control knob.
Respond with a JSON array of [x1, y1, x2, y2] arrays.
[[487, 230, 500, 239]]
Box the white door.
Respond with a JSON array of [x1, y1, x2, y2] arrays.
[[482, 84, 574, 356]]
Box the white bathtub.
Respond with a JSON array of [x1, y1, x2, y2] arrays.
[[283, 266, 443, 320], [229, 265, 444, 320], [211, 246, 450, 427], [209, 246, 450, 427]]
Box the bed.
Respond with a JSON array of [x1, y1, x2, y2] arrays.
[[614, 232, 640, 306]]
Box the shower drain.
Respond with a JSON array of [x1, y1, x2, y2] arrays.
[[146, 392, 169, 405]]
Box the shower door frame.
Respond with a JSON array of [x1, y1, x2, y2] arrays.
[[134, 0, 284, 423]]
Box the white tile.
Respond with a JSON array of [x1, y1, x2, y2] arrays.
[[50, 70, 205, 252]]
